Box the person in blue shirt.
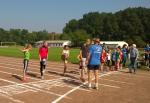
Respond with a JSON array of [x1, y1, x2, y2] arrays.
[[111, 48, 117, 71], [144, 44, 149, 66], [148, 45, 150, 70], [122, 44, 128, 67], [86, 38, 102, 90]]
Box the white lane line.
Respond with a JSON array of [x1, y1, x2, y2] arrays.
[[0, 69, 39, 81], [99, 84, 120, 89], [0, 58, 78, 68], [0, 93, 24, 103], [51, 71, 117, 103], [0, 61, 79, 75], [0, 62, 79, 78], [100, 78, 134, 85], [0, 63, 78, 75], [0, 57, 79, 69], [0, 62, 80, 80], [0, 65, 61, 79], [0, 78, 71, 98]]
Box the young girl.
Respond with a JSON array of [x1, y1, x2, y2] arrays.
[[115, 46, 122, 70], [61, 45, 70, 75], [77, 52, 85, 82], [106, 49, 111, 71], [111, 48, 116, 71], [22, 44, 32, 81], [39, 41, 48, 79], [100, 49, 107, 72]]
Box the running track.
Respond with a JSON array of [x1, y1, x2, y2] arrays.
[[0, 56, 150, 103]]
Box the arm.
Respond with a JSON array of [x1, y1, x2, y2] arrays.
[[86, 46, 92, 65], [22, 48, 28, 52], [136, 49, 139, 60], [39, 48, 41, 61], [46, 47, 48, 60]]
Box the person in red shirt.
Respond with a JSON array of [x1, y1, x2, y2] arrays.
[[39, 41, 48, 79], [100, 49, 107, 73]]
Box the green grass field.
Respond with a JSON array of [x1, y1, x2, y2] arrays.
[[0, 47, 80, 63]]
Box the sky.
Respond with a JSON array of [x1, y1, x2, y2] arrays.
[[0, 0, 150, 33]]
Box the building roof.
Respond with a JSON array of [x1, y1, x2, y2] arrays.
[[100, 41, 128, 47], [36, 40, 71, 44]]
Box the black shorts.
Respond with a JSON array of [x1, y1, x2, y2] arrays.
[[112, 60, 115, 66], [88, 65, 100, 70], [145, 54, 149, 60]]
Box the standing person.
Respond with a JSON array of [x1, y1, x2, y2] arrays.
[[39, 41, 48, 79], [115, 46, 122, 70], [86, 38, 102, 90], [144, 44, 150, 66], [106, 49, 111, 71], [122, 44, 128, 67], [148, 45, 150, 70], [61, 45, 70, 76], [111, 48, 116, 71], [22, 44, 32, 81], [129, 44, 139, 74], [100, 49, 107, 73], [78, 40, 90, 82]]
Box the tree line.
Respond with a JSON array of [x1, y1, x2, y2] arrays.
[[62, 7, 150, 47], [0, 7, 149, 47], [0, 29, 60, 45]]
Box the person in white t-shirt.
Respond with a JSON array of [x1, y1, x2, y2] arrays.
[[61, 45, 70, 75]]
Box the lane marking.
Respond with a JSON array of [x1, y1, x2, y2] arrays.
[[0, 62, 79, 78], [0, 93, 24, 103], [0, 69, 39, 81], [51, 71, 118, 103], [99, 84, 120, 89], [0, 78, 71, 99], [0, 57, 78, 68], [0, 65, 61, 79]]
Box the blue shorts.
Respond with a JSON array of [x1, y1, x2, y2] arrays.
[[88, 65, 100, 70]]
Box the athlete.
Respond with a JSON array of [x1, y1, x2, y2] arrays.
[[39, 41, 48, 79], [22, 44, 32, 81], [86, 38, 102, 90]]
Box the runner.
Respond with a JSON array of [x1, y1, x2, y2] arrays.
[[86, 38, 102, 90], [39, 41, 48, 79], [61, 45, 70, 76], [22, 44, 32, 81]]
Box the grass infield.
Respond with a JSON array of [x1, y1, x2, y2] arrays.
[[0, 46, 80, 63]]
